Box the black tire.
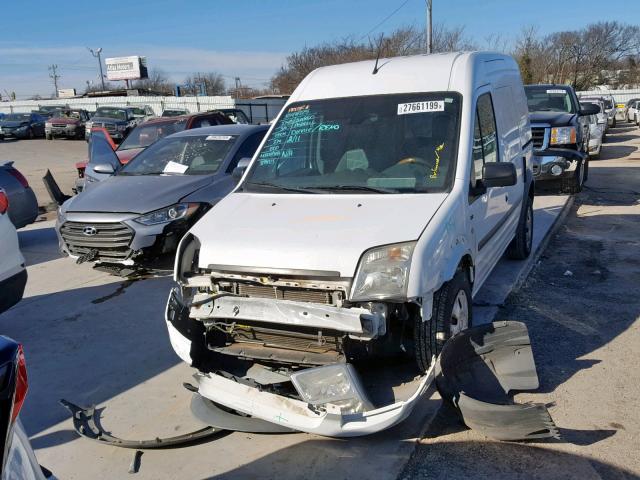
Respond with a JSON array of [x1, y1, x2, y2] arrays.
[[27, 128, 34, 139], [507, 193, 533, 260], [414, 269, 472, 373], [562, 160, 584, 194]]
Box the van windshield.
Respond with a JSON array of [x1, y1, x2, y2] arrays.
[[242, 93, 462, 194]]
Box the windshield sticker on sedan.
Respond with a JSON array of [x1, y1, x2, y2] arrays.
[[206, 135, 233, 141], [163, 161, 188, 174], [397, 100, 445, 115], [546, 89, 566, 94]]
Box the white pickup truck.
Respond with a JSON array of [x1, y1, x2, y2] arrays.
[[165, 52, 536, 437]]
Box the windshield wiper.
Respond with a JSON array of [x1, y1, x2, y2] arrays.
[[242, 181, 320, 194], [310, 185, 396, 194]]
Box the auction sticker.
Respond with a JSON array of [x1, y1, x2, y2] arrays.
[[206, 135, 233, 141], [398, 100, 444, 115], [546, 89, 566, 94]]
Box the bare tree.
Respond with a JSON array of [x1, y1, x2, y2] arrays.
[[182, 72, 226, 96], [131, 69, 174, 94], [270, 25, 474, 94]]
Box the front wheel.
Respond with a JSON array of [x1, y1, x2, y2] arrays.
[[414, 269, 472, 373], [507, 194, 533, 260]]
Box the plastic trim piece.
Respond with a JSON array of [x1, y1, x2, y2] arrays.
[[435, 321, 559, 441]]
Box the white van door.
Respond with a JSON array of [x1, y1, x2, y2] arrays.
[[468, 92, 507, 292]]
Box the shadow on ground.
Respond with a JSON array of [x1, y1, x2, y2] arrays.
[[0, 275, 178, 437]]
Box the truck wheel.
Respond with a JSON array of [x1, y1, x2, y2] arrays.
[[414, 269, 472, 373], [507, 194, 533, 260], [562, 160, 584, 194], [27, 128, 34, 139]]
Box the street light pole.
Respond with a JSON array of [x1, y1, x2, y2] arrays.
[[88, 47, 106, 90], [426, 0, 433, 54]]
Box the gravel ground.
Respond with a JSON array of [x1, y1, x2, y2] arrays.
[[401, 124, 640, 479], [0, 137, 86, 209]]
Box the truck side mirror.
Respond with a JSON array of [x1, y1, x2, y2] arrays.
[[579, 103, 600, 116], [482, 162, 517, 188], [232, 157, 252, 180], [92, 163, 115, 174]]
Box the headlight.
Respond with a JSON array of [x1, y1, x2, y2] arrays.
[[290, 364, 372, 413], [45, 122, 52, 128], [350, 241, 415, 301], [16, 125, 28, 131], [133, 203, 199, 226], [550, 126, 576, 145], [85, 122, 93, 129]]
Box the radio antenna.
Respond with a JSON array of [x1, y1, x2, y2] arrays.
[[372, 35, 385, 75]]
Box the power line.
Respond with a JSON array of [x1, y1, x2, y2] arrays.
[[359, 0, 413, 41], [48, 64, 60, 96]]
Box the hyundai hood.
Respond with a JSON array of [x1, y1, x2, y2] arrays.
[[189, 192, 448, 277], [64, 175, 213, 214]]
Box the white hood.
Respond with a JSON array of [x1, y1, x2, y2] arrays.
[[190, 192, 448, 277]]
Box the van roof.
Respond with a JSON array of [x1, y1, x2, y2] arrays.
[[289, 52, 520, 102]]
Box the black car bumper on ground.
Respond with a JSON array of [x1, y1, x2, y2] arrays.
[[0, 269, 27, 314]]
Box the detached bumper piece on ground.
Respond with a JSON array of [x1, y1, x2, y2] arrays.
[[63, 321, 557, 448], [59, 399, 222, 449], [435, 321, 559, 441]]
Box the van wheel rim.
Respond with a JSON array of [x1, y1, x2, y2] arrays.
[[450, 290, 469, 336]]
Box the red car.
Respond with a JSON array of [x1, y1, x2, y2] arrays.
[[75, 111, 233, 186]]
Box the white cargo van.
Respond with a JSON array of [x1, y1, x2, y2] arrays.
[[165, 52, 534, 437]]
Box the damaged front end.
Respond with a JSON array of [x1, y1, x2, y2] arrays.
[[165, 238, 556, 439], [166, 263, 436, 437]]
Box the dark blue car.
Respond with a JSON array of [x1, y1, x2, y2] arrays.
[[0, 113, 46, 140]]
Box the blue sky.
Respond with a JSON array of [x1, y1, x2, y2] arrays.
[[1, 0, 638, 98]]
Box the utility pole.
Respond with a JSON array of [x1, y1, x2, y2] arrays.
[[48, 64, 60, 97], [426, 0, 433, 54], [88, 47, 106, 90], [234, 77, 241, 99]]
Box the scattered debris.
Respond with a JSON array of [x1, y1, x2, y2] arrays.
[[563, 270, 573, 277], [128, 450, 143, 474], [60, 399, 223, 449]]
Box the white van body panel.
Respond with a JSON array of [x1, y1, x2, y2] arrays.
[[192, 192, 447, 277]]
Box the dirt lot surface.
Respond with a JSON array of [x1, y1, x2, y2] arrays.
[[402, 124, 640, 479], [0, 137, 86, 208]]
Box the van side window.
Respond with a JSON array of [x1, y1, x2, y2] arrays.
[[471, 93, 499, 186]]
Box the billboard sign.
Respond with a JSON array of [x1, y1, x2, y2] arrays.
[[57, 88, 76, 98], [105, 56, 149, 81]]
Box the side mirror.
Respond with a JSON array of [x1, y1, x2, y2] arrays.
[[232, 157, 252, 180], [579, 103, 600, 116], [482, 162, 517, 188], [92, 163, 115, 174]]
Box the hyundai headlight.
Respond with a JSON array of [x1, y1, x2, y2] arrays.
[[350, 241, 415, 301], [133, 203, 199, 226], [550, 126, 576, 145]]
